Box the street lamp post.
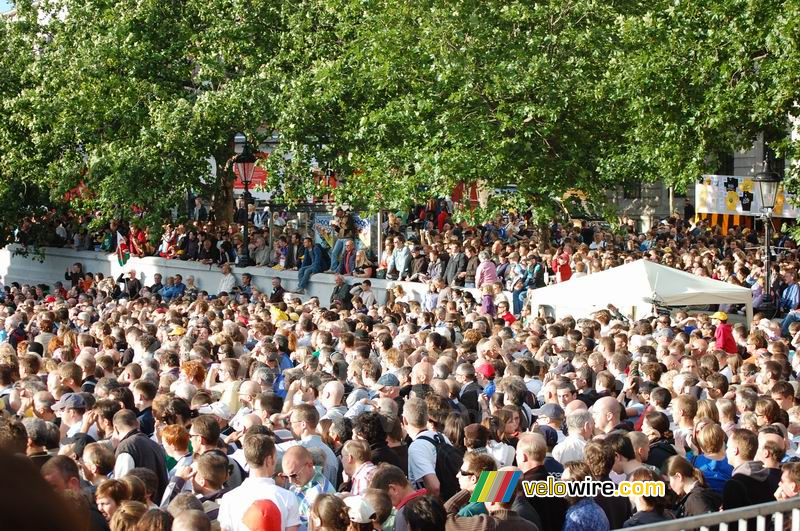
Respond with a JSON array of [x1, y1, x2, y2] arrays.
[[754, 165, 782, 313], [234, 136, 257, 268]]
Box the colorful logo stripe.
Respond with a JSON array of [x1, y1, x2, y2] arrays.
[[469, 471, 522, 503]]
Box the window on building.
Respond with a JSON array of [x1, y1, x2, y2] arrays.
[[622, 180, 642, 199]]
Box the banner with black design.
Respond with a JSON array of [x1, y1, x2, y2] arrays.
[[695, 174, 798, 218]]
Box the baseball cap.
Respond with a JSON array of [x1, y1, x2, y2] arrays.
[[344, 495, 376, 524], [52, 393, 87, 411], [532, 403, 565, 421], [711, 311, 728, 321], [654, 328, 674, 341], [242, 500, 285, 531], [476, 364, 495, 378], [376, 373, 400, 388], [198, 402, 233, 421], [537, 425, 559, 448], [61, 433, 96, 458]]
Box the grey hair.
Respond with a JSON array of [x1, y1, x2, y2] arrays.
[[22, 418, 50, 447], [566, 410, 592, 434], [478, 251, 490, 262]]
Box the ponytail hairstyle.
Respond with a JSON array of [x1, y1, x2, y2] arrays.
[[629, 467, 669, 515], [664, 455, 707, 488], [644, 411, 673, 442], [310, 493, 350, 531]]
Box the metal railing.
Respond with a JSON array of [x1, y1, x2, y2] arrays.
[[623, 497, 800, 531]]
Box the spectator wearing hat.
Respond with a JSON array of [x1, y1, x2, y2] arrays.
[[535, 425, 565, 476], [711, 312, 737, 354], [344, 494, 377, 531], [533, 404, 566, 444], [53, 393, 99, 440], [475, 364, 495, 399]]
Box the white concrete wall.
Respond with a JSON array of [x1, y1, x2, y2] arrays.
[[0, 246, 450, 305]]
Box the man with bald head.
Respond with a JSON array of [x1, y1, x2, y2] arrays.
[[565, 399, 587, 415], [591, 396, 623, 435], [320, 381, 346, 419], [411, 361, 434, 385], [281, 446, 335, 529]]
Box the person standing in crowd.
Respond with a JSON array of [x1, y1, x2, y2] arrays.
[[297, 236, 324, 294], [5, 204, 800, 531]]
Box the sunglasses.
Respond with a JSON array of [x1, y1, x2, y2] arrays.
[[459, 469, 476, 477]]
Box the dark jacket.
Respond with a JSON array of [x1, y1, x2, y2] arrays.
[[675, 483, 721, 518], [269, 285, 287, 303], [301, 244, 325, 273], [646, 439, 677, 470], [330, 283, 353, 310], [407, 255, 429, 281], [338, 249, 357, 275], [596, 474, 632, 529], [137, 407, 155, 437], [115, 429, 169, 499], [444, 252, 467, 287], [459, 381, 483, 424], [65, 270, 82, 289], [285, 244, 299, 269], [370, 441, 402, 468], [522, 466, 567, 531], [623, 510, 673, 528], [465, 255, 479, 284], [116, 274, 142, 300], [723, 461, 776, 511]]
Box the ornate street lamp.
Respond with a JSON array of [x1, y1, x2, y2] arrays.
[[234, 135, 257, 267], [754, 166, 782, 312]]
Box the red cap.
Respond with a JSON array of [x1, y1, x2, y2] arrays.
[[476, 363, 495, 378], [44, 296, 56, 303], [242, 500, 283, 531]]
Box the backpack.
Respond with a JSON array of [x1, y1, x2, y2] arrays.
[[418, 434, 464, 501], [315, 243, 331, 271]]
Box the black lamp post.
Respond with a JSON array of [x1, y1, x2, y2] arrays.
[[234, 136, 257, 267], [754, 165, 782, 312]]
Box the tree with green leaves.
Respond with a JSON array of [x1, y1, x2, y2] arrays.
[[600, 0, 800, 193], [1, 0, 286, 245]]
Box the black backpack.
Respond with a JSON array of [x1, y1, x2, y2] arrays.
[[418, 434, 464, 501]]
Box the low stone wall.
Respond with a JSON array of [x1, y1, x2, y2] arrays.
[[0, 246, 456, 305]]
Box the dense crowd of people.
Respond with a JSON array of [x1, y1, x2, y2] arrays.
[[3, 200, 800, 531]]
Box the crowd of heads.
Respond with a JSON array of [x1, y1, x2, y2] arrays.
[[3, 201, 800, 530]]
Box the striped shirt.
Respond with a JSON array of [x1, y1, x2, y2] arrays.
[[288, 467, 334, 529]]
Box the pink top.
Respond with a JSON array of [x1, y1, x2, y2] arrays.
[[475, 260, 498, 289]]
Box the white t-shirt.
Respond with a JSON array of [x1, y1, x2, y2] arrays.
[[217, 477, 300, 531]]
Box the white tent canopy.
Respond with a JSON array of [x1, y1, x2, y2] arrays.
[[532, 259, 753, 325]]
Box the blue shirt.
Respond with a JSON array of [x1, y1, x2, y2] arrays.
[[781, 283, 800, 312], [692, 454, 733, 494], [563, 499, 610, 531]]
